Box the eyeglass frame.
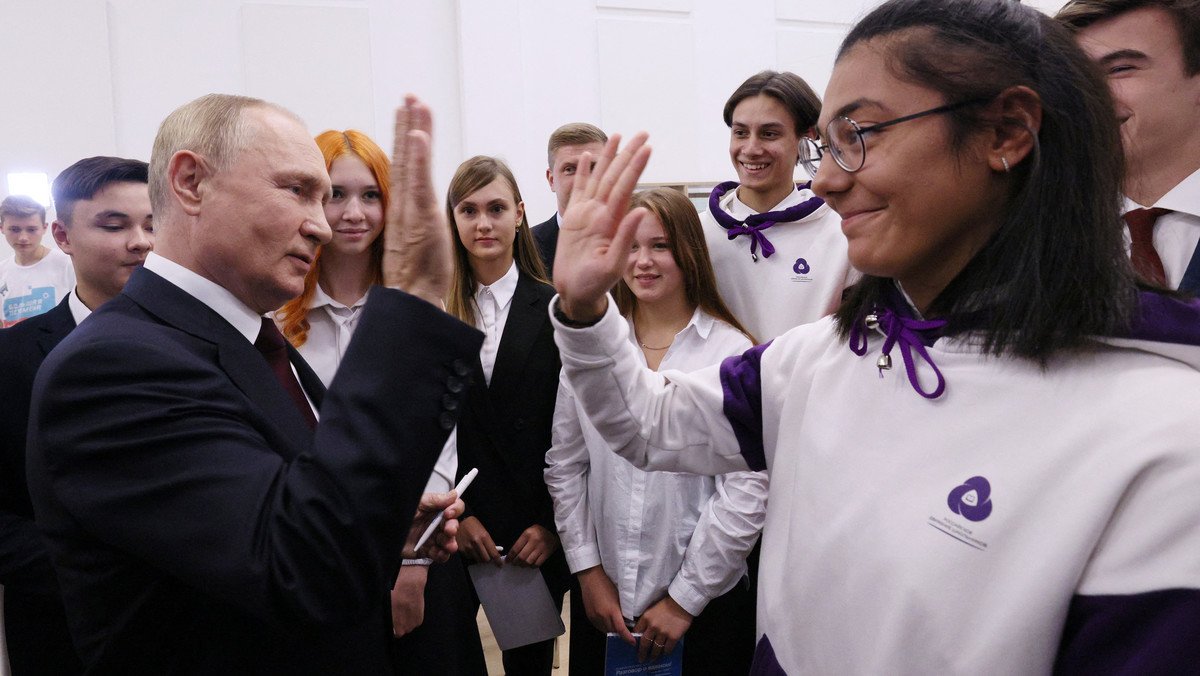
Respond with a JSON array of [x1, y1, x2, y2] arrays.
[[799, 97, 990, 178]]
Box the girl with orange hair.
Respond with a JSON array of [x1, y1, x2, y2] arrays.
[[275, 129, 388, 386]]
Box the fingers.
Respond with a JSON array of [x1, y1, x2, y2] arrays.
[[595, 132, 649, 205], [577, 134, 621, 202], [418, 490, 455, 514], [405, 130, 436, 214], [390, 104, 411, 188]]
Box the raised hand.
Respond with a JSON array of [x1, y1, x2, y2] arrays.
[[553, 132, 652, 322], [381, 95, 452, 306]]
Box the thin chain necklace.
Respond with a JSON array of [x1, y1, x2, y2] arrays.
[[637, 334, 673, 350]]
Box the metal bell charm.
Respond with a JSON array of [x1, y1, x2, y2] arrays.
[[876, 353, 892, 370], [865, 313, 879, 330]]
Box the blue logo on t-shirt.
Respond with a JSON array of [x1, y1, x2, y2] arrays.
[[947, 476, 993, 522], [793, 258, 810, 275]]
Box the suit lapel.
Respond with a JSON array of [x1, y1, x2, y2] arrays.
[[488, 273, 545, 399], [122, 268, 316, 456], [36, 300, 77, 357]]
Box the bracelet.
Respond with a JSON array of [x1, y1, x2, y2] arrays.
[[553, 299, 602, 328], [401, 558, 434, 566]]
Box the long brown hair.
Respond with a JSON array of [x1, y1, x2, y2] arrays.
[[277, 130, 389, 346], [445, 156, 548, 324], [615, 188, 756, 345]]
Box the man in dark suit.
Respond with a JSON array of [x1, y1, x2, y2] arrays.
[[0, 156, 153, 676], [1058, 0, 1200, 292], [531, 123, 607, 277], [25, 94, 480, 675]]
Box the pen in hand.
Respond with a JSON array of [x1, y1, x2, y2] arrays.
[[414, 467, 478, 551]]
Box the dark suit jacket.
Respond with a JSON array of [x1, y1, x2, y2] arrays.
[[531, 214, 558, 280], [455, 272, 569, 597], [0, 298, 84, 675], [25, 267, 482, 676]]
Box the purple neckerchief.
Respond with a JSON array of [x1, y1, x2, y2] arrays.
[[708, 181, 825, 260], [1118, 291, 1200, 345], [848, 291, 948, 399]]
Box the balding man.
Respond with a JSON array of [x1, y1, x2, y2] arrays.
[[26, 94, 479, 675]]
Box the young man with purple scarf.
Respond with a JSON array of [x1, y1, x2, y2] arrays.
[[701, 71, 855, 341]]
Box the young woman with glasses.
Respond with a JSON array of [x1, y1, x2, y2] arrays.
[[701, 71, 856, 341], [548, 0, 1200, 672]]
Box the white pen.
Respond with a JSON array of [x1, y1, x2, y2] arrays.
[[413, 467, 478, 551]]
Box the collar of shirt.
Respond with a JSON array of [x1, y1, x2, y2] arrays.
[[143, 252, 263, 344], [67, 289, 91, 325], [1126, 166, 1200, 216], [723, 184, 825, 222], [626, 306, 713, 359], [308, 283, 369, 312], [474, 259, 519, 316], [555, 211, 562, 227]]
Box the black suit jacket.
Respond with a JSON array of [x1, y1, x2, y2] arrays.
[[455, 272, 569, 596], [531, 214, 558, 280], [0, 298, 84, 675], [26, 267, 482, 675]]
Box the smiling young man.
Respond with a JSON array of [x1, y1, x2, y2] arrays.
[[531, 123, 607, 277], [0, 195, 75, 326], [702, 71, 855, 341], [0, 156, 151, 676], [1057, 0, 1200, 292]]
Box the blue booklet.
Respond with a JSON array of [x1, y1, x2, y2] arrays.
[[604, 633, 683, 676]]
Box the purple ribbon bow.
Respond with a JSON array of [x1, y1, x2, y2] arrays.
[[707, 181, 825, 260], [848, 307, 948, 399]]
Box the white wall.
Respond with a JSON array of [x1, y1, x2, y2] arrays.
[[0, 0, 1067, 261]]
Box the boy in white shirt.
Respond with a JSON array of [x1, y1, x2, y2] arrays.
[[0, 195, 75, 326]]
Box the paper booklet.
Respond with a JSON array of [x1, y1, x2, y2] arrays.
[[604, 632, 683, 676], [467, 556, 565, 651]]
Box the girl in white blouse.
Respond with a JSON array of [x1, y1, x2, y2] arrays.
[[545, 188, 766, 674], [276, 130, 388, 387]]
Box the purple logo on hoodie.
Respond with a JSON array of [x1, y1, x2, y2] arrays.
[[948, 476, 993, 522]]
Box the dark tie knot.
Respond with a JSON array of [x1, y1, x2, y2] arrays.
[[254, 317, 288, 356], [1124, 207, 1172, 237], [1124, 208, 1173, 288]]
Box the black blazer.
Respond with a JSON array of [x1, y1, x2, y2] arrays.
[[26, 267, 482, 675], [531, 214, 559, 279], [0, 299, 84, 675], [455, 271, 569, 596]]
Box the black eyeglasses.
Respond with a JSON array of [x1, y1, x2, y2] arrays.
[[799, 98, 988, 177]]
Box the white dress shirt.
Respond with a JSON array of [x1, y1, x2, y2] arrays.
[[472, 261, 518, 385], [67, 289, 92, 326], [144, 253, 317, 417], [1125, 167, 1200, 290], [292, 284, 369, 388], [545, 307, 768, 618]]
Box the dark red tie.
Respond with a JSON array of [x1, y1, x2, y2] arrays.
[[1124, 207, 1171, 287], [254, 318, 318, 430]]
